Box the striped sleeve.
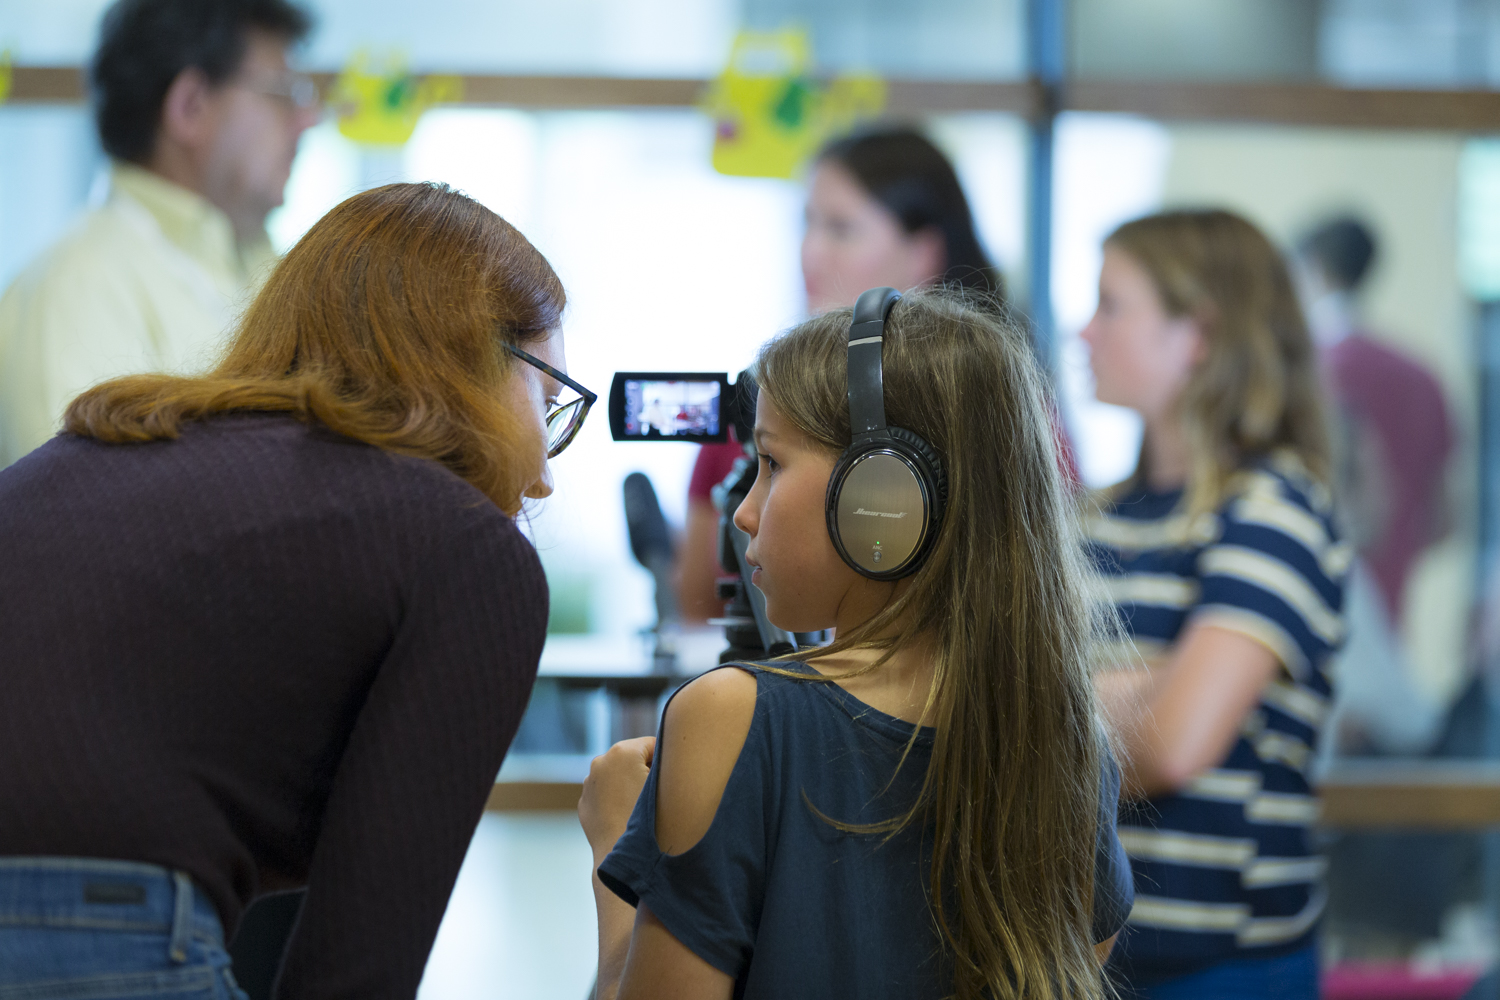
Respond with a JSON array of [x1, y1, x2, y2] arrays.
[[1191, 477, 1346, 681]]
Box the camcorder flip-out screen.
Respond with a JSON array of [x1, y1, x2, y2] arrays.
[[609, 372, 732, 443]]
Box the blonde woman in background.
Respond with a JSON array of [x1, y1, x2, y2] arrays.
[[1082, 210, 1348, 999]]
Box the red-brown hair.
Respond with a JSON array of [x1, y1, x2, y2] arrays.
[[65, 182, 565, 514]]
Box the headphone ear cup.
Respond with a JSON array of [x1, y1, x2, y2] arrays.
[[824, 445, 863, 562], [886, 426, 947, 526], [824, 430, 946, 580]]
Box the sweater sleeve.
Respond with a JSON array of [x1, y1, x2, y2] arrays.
[[272, 510, 549, 1000]]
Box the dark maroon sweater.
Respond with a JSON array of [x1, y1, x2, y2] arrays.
[[0, 413, 549, 998]]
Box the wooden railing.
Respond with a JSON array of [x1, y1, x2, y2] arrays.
[[7, 67, 1500, 130], [487, 757, 1500, 825]]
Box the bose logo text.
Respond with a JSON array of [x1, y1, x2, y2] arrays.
[[852, 508, 908, 519]]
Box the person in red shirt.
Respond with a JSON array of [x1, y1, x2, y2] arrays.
[[1295, 216, 1453, 622], [1293, 216, 1452, 758]]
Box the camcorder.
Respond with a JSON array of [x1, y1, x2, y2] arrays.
[[607, 371, 752, 446], [610, 370, 820, 664]]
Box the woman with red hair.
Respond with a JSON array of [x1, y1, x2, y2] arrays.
[[0, 182, 591, 998]]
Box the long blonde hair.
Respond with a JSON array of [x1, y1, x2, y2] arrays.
[[754, 289, 1111, 1000], [1106, 210, 1331, 513], [64, 183, 565, 516]]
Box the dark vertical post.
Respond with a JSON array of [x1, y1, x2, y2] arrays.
[[1482, 303, 1500, 569], [1479, 302, 1500, 996], [1026, 0, 1066, 370]]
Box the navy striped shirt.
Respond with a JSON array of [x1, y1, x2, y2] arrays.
[[1085, 452, 1348, 982]]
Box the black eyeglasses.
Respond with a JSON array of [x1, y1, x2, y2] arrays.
[[505, 344, 596, 458]]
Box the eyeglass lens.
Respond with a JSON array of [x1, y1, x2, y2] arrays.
[[288, 77, 320, 109], [249, 74, 320, 109], [546, 398, 586, 454]]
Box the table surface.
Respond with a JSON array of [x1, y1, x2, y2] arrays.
[[536, 628, 729, 679]]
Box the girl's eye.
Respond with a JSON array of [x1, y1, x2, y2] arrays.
[[758, 452, 780, 474]]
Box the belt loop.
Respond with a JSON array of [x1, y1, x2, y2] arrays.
[[169, 870, 193, 963]]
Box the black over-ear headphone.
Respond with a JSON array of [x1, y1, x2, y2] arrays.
[[825, 287, 948, 580]]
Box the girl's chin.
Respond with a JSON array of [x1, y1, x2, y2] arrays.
[[764, 606, 831, 637]]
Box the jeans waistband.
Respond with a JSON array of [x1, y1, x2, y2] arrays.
[[0, 857, 223, 961]]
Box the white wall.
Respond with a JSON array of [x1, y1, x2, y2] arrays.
[[1050, 113, 1172, 488]]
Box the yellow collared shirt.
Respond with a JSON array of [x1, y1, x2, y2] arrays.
[[0, 163, 275, 466]]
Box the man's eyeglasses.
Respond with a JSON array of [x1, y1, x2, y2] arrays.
[[504, 344, 596, 458], [239, 72, 321, 111]]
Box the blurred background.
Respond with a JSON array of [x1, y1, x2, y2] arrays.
[[5, 0, 1500, 996]]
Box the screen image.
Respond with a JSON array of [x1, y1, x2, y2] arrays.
[[622, 379, 722, 438]]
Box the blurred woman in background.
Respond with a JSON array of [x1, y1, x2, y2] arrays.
[[678, 126, 1006, 622], [1082, 210, 1346, 999], [800, 127, 1003, 312]]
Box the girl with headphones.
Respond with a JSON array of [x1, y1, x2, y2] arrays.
[[579, 288, 1133, 1000]]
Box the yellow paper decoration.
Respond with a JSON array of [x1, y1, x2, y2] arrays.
[[0, 52, 13, 105], [703, 29, 886, 179], [331, 50, 463, 147]]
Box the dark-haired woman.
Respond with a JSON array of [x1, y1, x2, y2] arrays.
[[0, 183, 589, 999], [802, 127, 1003, 311], [679, 127, 1010, 622]]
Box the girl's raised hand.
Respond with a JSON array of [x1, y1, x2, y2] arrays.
[[580, 736, 656, 864]]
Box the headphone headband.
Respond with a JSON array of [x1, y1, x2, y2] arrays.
[[826, 286, 945, 580], [847, 287, 901, 437]]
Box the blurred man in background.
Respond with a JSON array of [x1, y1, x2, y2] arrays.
[[1297, 215, 1454, 623], [1296, 215, 1453, 759], [1296, 215, 1454, 756], [0, 0, 318, 468]]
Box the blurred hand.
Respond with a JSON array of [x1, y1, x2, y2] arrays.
[[579, 736, 656, 864]]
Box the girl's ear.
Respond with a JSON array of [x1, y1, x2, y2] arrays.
[[1171, 315, 1209, 368]]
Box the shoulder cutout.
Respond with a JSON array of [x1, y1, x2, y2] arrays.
[[654, 665, 759, 856]]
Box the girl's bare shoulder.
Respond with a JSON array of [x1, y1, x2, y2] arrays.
[[653, 666, 759, 855]]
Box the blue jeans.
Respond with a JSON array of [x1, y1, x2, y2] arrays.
[[1128, 945, 1319, 1000], [0, 857, 246, 1000]]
